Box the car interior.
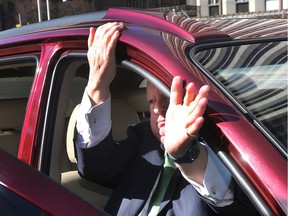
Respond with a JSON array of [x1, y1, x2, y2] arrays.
[[0, 60, 35, 157], [0, 56, 152, 209], [0, 98, 27, 155], [48, 57, 153, 209]]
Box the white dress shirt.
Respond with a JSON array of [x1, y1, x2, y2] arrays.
[[75, 90, 234, 207]]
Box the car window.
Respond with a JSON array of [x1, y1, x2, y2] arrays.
[[0, 58, 35, 99], [0, 58, 36, 157], [0, 184, 49, 216], [191, 40, 287, 151]]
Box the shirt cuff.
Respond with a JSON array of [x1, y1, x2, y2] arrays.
[[183, 141, 234, 207], [75, 89, 111, 148]]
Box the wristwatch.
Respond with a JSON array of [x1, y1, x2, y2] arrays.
[[169, 137, 200, 164]]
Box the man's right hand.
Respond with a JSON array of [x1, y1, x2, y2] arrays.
[[86, 22, 124, 106]]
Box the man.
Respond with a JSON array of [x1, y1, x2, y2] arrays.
[[74, 22, 250, 215]]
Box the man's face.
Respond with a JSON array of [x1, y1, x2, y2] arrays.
[[146, 82, 169, 143]]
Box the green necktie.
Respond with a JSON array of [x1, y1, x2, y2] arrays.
[[148, 151, 176, 215]]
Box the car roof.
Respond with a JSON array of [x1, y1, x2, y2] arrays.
[[0, 11, 106, 40], [0, 8, 287, 47]]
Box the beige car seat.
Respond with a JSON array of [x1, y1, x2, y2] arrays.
[[0, 98, 27, 156], [62, 98, 140, 209]]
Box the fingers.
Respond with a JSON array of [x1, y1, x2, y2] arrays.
[[94, 22, 122, 45], [86, 22, 124, 104], [171, 76, 209, 105], [184, 84, 209, 130], [185, 97, 208, 129], [187, 85, 209, 114], [170, 76, 184, 105], [107, 27, 121, 55], [88, 22, 124, 57], [186, 116, 204, 137], [88, 27, 96, 49], [183, 82, 195, 106], [184, 83, 209, 106], [170, 76, 209, 134]]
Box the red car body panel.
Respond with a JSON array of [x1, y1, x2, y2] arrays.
[[214, 115, 287, 214], [104, 8, 196, 42], [18, 41, 87, 165], [0, 150, 104, 216], [0, 8, 286, 215]]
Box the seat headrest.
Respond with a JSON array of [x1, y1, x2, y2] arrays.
[[111, 99, 139, 140], [114, 88, 149, 113]]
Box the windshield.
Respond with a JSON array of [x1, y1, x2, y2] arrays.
[[192, 40, 287, 150]]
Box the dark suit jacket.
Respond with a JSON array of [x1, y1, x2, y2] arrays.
[[75, 121, 258, 216]]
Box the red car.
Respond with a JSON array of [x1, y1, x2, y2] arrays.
[[0, 8, 287, 215]]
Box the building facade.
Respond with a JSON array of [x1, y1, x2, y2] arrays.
[[186, 0, 288, 17]]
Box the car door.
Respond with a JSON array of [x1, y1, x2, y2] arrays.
[[0, 149, 106, 216], [189, 38, 287, 215]]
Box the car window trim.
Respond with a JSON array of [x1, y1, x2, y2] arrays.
[[188, 37, 288, 158], [38, 52, 87, 173], [120, 60, 170, 97], [217, 150, 274, 216], [0, 55, 39, 68]]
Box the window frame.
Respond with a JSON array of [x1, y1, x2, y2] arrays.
[[236, 2, 249, 13], [38, 53, 88, 178]]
